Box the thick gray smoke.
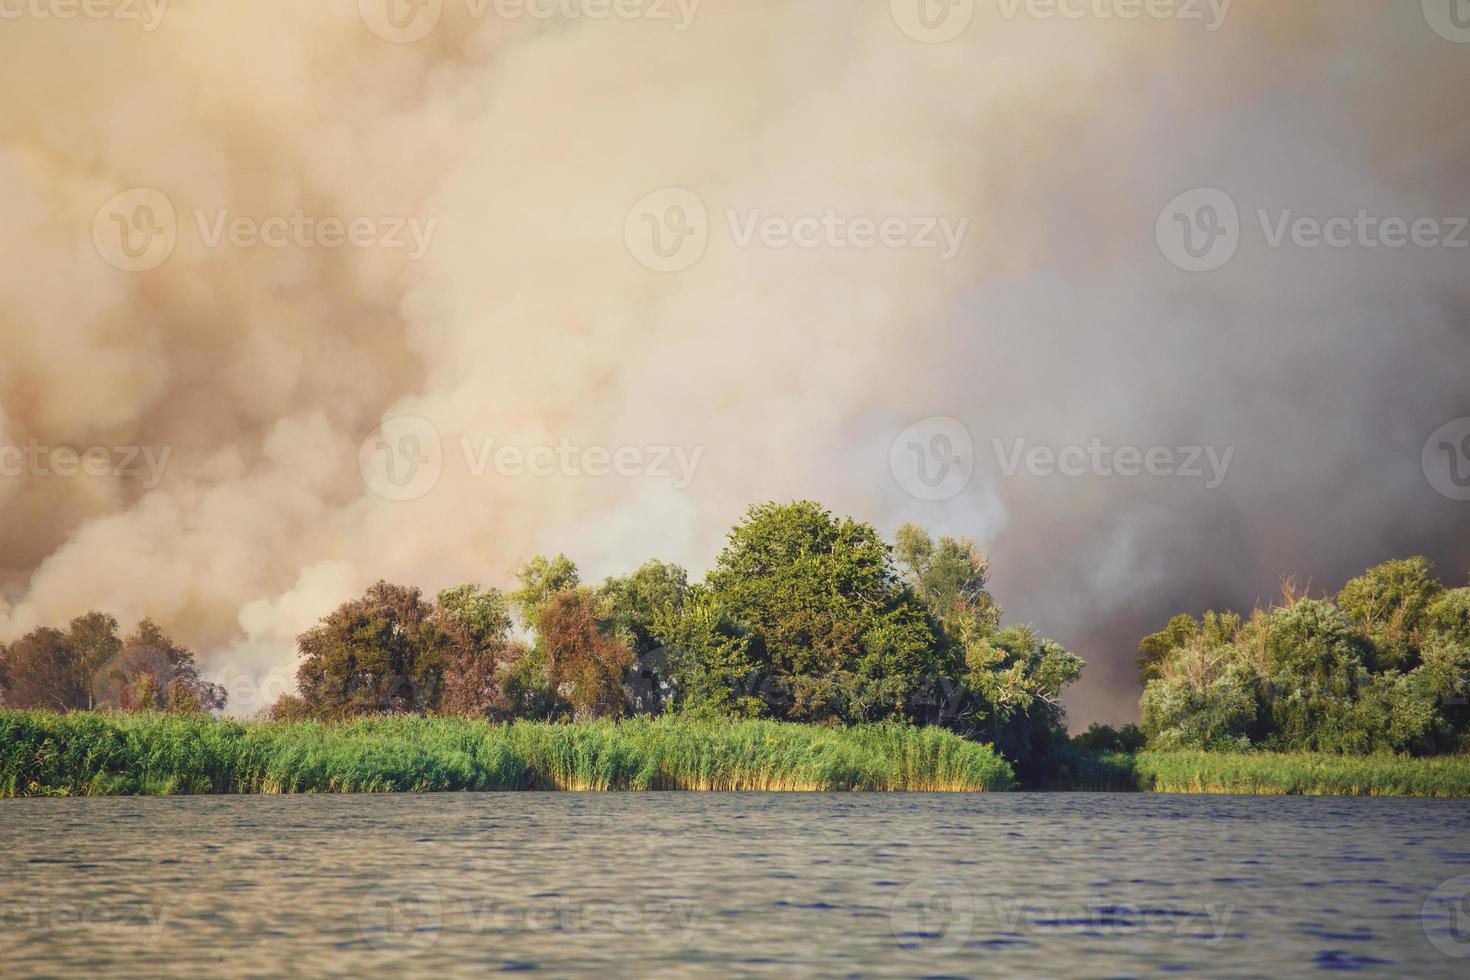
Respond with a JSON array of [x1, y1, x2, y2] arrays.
[[1, 0, 1466, 723]]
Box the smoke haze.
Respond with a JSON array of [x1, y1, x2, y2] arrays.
[[2, 0, 1467, 723]]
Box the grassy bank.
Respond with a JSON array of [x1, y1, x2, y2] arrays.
[[0, 711, 1015, 796], [1048, 749, 1470, 797]]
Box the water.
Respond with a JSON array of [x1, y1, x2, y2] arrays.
[[2, 793, 1468, 977]]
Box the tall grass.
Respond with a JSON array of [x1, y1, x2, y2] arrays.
[[0, 711, 1014, 796], [1047, 749, 1470, 797]]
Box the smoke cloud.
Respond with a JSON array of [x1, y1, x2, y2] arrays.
[[1, 0, 1467, 723]]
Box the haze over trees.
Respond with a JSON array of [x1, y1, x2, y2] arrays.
[[263, 501, 1086, 772], [7, 500, 1466, 770], [0, 616, 224, 714]]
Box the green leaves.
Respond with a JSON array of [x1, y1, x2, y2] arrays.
[[1138, 558, 1470, 755]]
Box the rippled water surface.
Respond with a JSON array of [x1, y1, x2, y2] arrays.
[[3, 793, 1469, 977]]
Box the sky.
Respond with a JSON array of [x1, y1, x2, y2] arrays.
[[1, 0, 1467, 724]]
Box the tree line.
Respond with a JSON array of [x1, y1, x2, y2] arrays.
[[1134, 558, 1470, 755], [0, 615, 225, 715], [268, 501, 1084, 775], [8, 499, 1462, 764], [0, 501, 1085, 775]]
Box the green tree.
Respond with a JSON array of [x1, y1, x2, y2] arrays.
[[1338, 557, 1443, 670], [894, 524, 1083, 769], [105, 619, 225, 713], [511, 555, 580, 624], [0, 613, 126, 712], [295, 582, 442, 717], [433, 584, 520, 720], [707, 502, 944, 722], [0, 627, 88, 711], [535, 589, 634, 720], [651, 585, 760, 717], [601, 561, 689, 713]]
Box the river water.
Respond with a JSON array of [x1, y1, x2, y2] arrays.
[[2, 793, 1468, 977]]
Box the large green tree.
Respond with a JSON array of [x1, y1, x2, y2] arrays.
[[1139, 559, 1470, 755], [706, 502, 946, 723], [294, 582, 444, 717]]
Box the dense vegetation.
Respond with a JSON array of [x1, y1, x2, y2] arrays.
[[0, 615, 224, 715], [248, 502, 1081, 778], [0, 712, 1014, 795], [4, 501, 1467, 796], [1045, 749, 1470, 798], [1135, 558, 1470, 755]]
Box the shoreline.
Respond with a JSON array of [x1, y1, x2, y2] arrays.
[[4, 711, 1468, 797]]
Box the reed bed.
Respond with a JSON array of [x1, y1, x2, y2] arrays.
[[0, 711, 1014, 796], [1048, 749, 1470, 797]]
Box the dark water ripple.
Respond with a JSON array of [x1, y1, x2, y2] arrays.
[[0, 793, 1468, 977]]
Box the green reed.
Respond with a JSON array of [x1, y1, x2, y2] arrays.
[[1047, 748, 1470, 797], [0, 711, 1015, 796]]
